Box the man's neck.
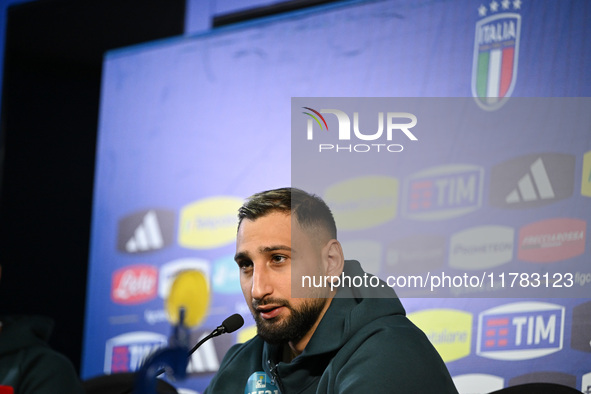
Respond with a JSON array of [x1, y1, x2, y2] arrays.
[[282, 343, 298, 363]]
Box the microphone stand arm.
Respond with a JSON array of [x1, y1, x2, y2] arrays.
[[134, 309, 190, 394], [188, 323, 226, 354]]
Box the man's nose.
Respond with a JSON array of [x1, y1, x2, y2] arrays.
[[251, 264, 272, 300]]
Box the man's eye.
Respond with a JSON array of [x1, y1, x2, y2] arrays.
[[271, 255, 287, 263], [237, 260, 253, 272]]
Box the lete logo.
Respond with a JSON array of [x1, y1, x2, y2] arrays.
[[112, 265, 158, 304]]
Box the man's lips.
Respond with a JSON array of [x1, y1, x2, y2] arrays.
[[256, 305, 285, 320]]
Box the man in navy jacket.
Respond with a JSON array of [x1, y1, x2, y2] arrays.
[[205, 187, 458, 393]]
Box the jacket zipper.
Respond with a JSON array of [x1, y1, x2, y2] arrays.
[[267, 359, 285, 394]]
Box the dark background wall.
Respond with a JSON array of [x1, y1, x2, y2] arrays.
[[0, 0, 185, 373]]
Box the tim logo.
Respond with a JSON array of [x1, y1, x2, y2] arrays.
[[117, 209, 175, 253], [104, 332, 167, 374], [518, 218, 586, 263], [477, 302, 564, 360], [472, 0, 522, 110], [402, 164, 484, 220], [302, 106, 417, 153], [489, 153, 575, 209], [111, 265, 158, 305]]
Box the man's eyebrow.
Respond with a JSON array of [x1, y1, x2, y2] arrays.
[[234, 251, 249, 262], [234, 245, 294, 263], [260, 245, 292, 253]]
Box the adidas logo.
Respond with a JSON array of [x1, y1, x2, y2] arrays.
[[126, 211, 164, 252], [505, 158, 555, 203], [117, 209, 175, 253], [489, 153, 575, 209]]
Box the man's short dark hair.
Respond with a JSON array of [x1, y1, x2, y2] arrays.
[[237, 187, 337, 239]]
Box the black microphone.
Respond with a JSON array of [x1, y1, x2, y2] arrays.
[[189, 313, 244, 354], [211, 313, 245, 336]]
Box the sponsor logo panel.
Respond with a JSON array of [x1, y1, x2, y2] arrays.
[[212, 254, 241, 294], [477, 302, 564, 360], [517, 218, 586, 263], [452, 374, 504, 394], [408, 309, 472, 363], [386, 235, 445, 275], [323, 176, 398, 230], [489, 153, 575, 209], [403, 165, 484, 221], [178, 196, 243, 249], [583, 150, 591, 197], [104, 331, 167, 374], [449, 225, 514, 270], [509, 371, 576, 388], [117, 209, 175, 253], [159, 258, 210, 299], [143, 259, 211, 325], [111, 264, 158, 305], [571, 301, 591, 353]]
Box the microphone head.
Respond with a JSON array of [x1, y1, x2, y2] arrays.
[[165, 270, 209, 328], [222, 314, 244, 333]]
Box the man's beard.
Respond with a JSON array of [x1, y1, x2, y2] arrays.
[[251, 297, 327, 345]]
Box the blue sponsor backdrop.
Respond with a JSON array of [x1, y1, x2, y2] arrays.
[[82, 0, 591, 393]]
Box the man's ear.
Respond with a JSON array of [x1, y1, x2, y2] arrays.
[[323, 239, 344, 278]]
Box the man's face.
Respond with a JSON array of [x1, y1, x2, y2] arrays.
[[234, 211, 329, 345]]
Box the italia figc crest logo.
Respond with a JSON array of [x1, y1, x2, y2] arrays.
[[472, 0, 522, 110]]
